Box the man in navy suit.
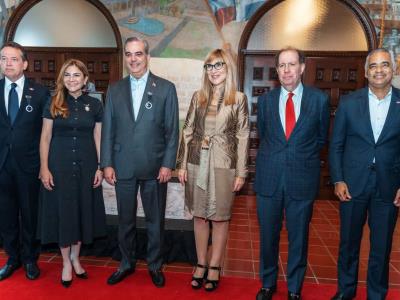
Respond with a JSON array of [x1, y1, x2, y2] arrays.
[[330, 48, 400, 300], [0, 42, 49, 280], [255, 47, 330, 300]]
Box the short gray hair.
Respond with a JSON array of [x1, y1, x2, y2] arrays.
[[124, 37, 150, 55], [365, 48, 396, 72]]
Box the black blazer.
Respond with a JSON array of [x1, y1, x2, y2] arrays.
[[101, 72, 179, 180], [0, 78, 50, 173]]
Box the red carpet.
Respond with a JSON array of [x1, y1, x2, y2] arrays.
[[0, 262, 399, 300]]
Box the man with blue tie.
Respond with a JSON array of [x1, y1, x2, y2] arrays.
[[0, 42, 49, 280], [255, 47, 330, 300], [330, 48, 400, 300]]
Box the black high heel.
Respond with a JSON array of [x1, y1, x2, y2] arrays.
[[191, 263, 208, 290], [61, 278, 72, 288], [204, 266, 221, 292], [75, 270, 88, 279]]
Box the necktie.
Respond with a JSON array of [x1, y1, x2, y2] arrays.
[[8, 82, 19, 124], [285, 92, 295, 140]]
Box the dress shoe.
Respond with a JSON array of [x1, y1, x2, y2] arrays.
[[75, 270, 88, 279], [288, 292, 301, 300], [25, 263, 40, 280], [256, 286, 277, 300], [107, 268, 134, 285], [0, 263, 21, 281], [149, 269, 165, 287], [331, 292, 354, 300], [61, 279, 72, 288]]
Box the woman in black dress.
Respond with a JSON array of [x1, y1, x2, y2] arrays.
[[38, 59, 106, 287]]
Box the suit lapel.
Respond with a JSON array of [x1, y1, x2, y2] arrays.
[[359, 88, 377, 144], [290, 86, 311, 139], [270, 88, 285, 140], [123, 76, 135, 123], [0, 79, 9, 125], [135, 72, 156, 124], [376, 87, 400, 144]]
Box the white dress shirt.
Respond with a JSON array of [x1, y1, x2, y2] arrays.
[[279, 83, 303, 133], [130, 71, 149, 120], [4, 76, 25, 114], [369, 88, 391, 143]]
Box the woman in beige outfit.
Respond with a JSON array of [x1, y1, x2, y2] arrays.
[[176, 48, 249, 291]]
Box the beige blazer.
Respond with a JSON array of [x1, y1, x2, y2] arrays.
[[176, 90, 249, 178]]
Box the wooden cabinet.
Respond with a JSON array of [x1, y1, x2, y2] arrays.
[[24, 47, 121, 95]]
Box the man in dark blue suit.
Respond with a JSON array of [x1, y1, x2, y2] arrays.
[[255, 47, 330, 300], [329, 48, 400, 300], [0, 42, 49, 280]]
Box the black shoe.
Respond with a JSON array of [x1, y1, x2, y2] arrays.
[[107, 268, 134, 285], [331, 292, 354, 300], [61, 279, 72, 288], [0, 263, 21, 281], [191, 263, 207, 290], [149, 269, 165, 287], [75, 270, 88, 279], [24, 263, 40, 280], [256, 286, 277, 300], [288, 292, 301, 300], [204, 266, 221, 292]]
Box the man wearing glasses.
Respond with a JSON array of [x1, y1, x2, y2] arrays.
[[101, 36, 179, 287], [330, 48, 400, 300], [255, 47, 330, 300]]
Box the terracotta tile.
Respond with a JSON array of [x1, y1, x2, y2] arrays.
[[308, 254, 336, 266], [227, 239, 252, 249], [312, 265, 338, 279], [226, 248, 253, 260], [223, 259, 254, 272], [222, 270, 255, 278]]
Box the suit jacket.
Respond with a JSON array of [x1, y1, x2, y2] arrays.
[[0, 78, 49, 174], [254, 85, 330, 200], [329, 87, 400, 201], [176, 91, 249, 177], [101, 72, 179, 180]]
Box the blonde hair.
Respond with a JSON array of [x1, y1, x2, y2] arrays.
[[198, 48, 237, 106], [50, 59, 89, 118]]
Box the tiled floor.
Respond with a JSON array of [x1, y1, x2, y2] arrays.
[[1, 196, 399, 289]]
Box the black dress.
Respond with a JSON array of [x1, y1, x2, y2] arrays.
[[38, 94, 106, 247]]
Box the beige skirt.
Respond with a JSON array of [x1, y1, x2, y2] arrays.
[[185, 163, 236, 221]]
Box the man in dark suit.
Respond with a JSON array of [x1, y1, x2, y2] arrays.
[[101, 37, 179, 287], [329, 48, 400, 300], [255, 47, 330, 300], [0, 42, 49, 280]]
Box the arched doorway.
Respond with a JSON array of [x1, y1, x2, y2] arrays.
[[3, 0, 122, 95], [237, 0, 377, 199]]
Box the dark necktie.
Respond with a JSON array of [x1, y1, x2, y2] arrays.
[[8, 82, 19, 124], [285, 92, 295, 140]]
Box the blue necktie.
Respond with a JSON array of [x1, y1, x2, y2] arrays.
[[8, 82, 18, 124]]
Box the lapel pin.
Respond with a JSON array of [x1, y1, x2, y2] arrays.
[[84, 104, 90, 112], [396, 101, 400, 104], [152, 82, 156, 87], [29, 87, 34, 91], [25, 95, 33, 112]]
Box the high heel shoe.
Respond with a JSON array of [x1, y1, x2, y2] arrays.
[[191, 263, 207, 290], [204, 266, 221, 292], [61, 278, 72, 288], [75, 270, 88, 279]]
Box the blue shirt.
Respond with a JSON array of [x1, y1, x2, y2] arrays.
[[279, 83, 303, 133], [130, 71, 149, 120]]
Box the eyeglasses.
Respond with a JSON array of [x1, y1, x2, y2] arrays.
[[204, 61, 225, 71]]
